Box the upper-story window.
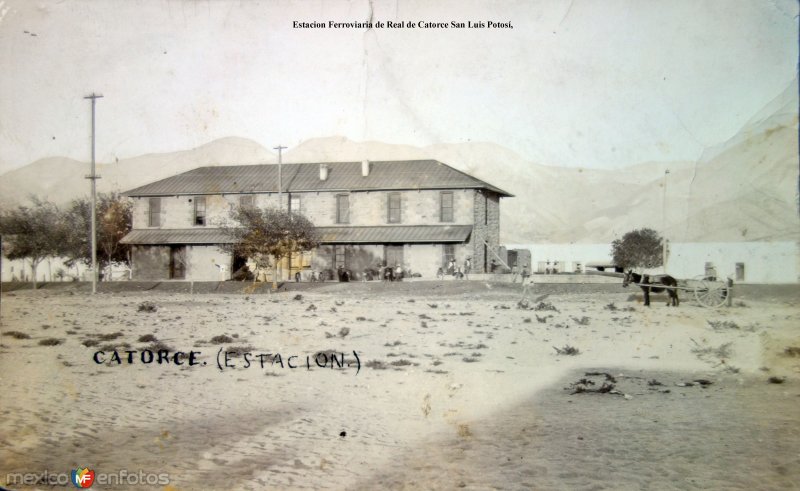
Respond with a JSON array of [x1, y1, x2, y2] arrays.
[[290, 194, 301, 215], [194, 196, 206, 226], [440, 191, 454, 222], [148, 197, 161, 227], [387, 192, 401, 223], [336, 194, 349, 224], [239, 195, 255, 209]]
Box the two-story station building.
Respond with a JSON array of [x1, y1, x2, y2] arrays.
[[120, 160, 512, 281]]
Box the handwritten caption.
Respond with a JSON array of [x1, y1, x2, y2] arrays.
[[92, 348, 361, 374]]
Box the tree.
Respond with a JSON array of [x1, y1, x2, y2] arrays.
[[0, 198, 64, 288], [61, 193, 133, 279], [611, 228, 664, 270], [220, 206, 319, 289]]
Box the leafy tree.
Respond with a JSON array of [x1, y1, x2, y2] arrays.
[[61, 193, 133, 279], [220, 206, 319, 289], [611, 228, 664, 270], [0, 198, 64, 288]]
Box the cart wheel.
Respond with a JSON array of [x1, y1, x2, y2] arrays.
[[694, 280, 728, 308]]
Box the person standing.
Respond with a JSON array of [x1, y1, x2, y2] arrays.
[[447, 258, 456, 276], [464, 257, 472, 280]]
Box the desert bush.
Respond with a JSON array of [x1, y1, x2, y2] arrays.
[[783, 347, 800, 357], [98, 331, 124, 341], [210, 335, 234, 344], [534, 301, 559, 312], [137, 301, 158, 313], [691, 340, 733, 359], [38, 338, 62, 346], [553, 345, 580, 355], [147, 341, 174, 352], [365, 360, 387, 370], [707, 320, 739, 331], [100, 342, 131, 351], [225, 345, 256, 356], [137, 334, 158, 343], [2, 331, 30, 339]]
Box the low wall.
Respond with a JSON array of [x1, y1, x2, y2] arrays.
[[406, 273, 621, 284]]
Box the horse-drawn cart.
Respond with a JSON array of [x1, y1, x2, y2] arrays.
[[681, 277, 732, 308], [623, 271, 733, 308]]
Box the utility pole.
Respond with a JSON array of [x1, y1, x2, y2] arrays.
[[273, 145, 287, 210], [84, 93, 103, 294], [662, 169, 670, 273], [272, 145, 287, 288]]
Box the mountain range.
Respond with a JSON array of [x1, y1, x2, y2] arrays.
[[1, 83, 797, 245]]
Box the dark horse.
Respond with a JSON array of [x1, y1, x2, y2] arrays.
[[622, 270, 679, 307]]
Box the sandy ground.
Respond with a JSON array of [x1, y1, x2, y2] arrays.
[[0, 281, 798, 490]]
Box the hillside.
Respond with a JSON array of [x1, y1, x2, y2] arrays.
[[0, 87, 796, 244], [0, 137, 273, 206]]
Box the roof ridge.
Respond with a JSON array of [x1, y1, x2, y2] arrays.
[[122, 160, 513, 197]]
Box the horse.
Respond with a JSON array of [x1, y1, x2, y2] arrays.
[[622, 270, 679, 307]]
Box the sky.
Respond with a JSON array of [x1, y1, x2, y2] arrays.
[[0, 0, 797, 175]]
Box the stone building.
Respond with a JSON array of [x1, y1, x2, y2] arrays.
[[120, 160, 512, 281]]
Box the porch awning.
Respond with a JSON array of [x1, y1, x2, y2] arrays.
[[120, 225, 473, 245], [120, 228, 236, 245], [315, 225, 472, 243]]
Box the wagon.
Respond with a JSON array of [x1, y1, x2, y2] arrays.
[[627, 275, 733, 308], [683, 276, 733, 308]]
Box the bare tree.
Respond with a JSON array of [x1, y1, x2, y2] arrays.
[[611, 228, 663, 270], [220, 206, 319, 289], [0, 198, 64, 288]]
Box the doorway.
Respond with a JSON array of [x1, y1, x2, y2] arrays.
[[384, 245, 404, 268], [169, 246, 186, 279]]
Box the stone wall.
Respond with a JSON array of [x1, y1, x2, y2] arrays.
[[187, 245, 231, 281], [470, 190, 501, 272], [131, 189, 475, 229], [131, 245, 170, 280]]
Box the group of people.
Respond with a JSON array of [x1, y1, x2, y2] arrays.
[[439, 257, 472, 279], [296, 257, 532, 283], [378, 263, 404, 282]]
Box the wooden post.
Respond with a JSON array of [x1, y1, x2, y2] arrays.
[[726, 278, 733, 307]]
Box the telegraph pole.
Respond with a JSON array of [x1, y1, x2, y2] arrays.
[[273, 145, 287, 210], [84, 93, 103, 294], [273, 145, 288, 288], [662, 169, 670, 272]]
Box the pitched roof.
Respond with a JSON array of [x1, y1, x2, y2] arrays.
[[122, 160, 512, 197], [120, 225, 472, 245]]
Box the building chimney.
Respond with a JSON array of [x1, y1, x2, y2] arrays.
[[361, 159, 370, 177], [319, 164, 328, 181]]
